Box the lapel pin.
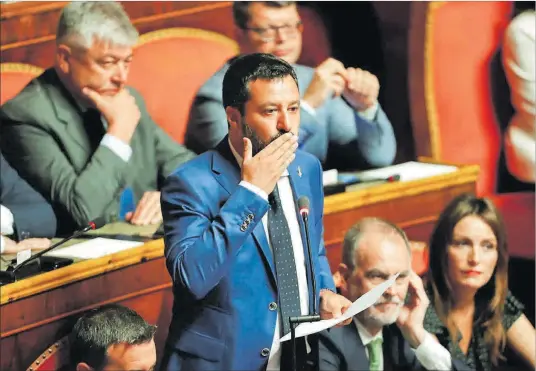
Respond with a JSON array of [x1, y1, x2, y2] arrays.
[[297, 166, 302, 178]]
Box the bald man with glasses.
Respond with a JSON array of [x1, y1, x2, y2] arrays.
[[185, 1, 397, 173]]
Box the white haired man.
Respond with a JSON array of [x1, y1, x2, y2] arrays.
[[0, 1, 195, 234], [318, 218, 471, 370]]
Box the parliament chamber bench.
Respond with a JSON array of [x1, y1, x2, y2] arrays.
[[0, 160, 479, 370]]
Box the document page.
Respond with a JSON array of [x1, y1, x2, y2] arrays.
[[45, 237, 143, 260], [280, 273, 399, 342]]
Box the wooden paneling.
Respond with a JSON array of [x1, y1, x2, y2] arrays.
[[0, 1, 235, 68]]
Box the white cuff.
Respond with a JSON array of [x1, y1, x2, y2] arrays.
[[0, 236, 5, 254], [0, 205, 14, 236], [414, 332, 452, 370], [101, 134, 133, 162], [300, 100, 317, 117], [239, 181, 268, 202], [356, 101, 379, 122]]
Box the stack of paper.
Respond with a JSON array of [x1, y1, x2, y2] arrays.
[[45, 238, 143, 260]]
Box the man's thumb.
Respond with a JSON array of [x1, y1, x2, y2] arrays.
[[242, 137, 252, 162]]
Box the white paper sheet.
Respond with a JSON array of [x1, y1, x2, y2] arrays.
[[280, 273, 399, 342], [349, 161, 457, 182], [45, 237, 143, 260]]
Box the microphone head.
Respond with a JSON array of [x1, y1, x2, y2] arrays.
[[298, 196, 310, 216], [88, 217, 106, 230]]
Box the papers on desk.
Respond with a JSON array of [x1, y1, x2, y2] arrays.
[[280, 273, 399, 342], [351, 161, 458, 182], [45, 237, 143, 260]]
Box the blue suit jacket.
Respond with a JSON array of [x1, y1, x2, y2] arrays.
[[160, 138, 335, 371], [185, 62, 397, 170], [0, 154, 57, 239], [318, 323, 472, 371]]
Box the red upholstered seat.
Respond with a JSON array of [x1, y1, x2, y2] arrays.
[[409, 2, 534, 266], [128, 28, 239, 144], [26, 336, 70, 371], [1, 63, 43, 106], [490, 192, 535, 260]]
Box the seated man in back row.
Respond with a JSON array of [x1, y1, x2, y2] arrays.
[[0, 1, 195, 234], [186, 1, 397, 171], [1, 154, 56, 254]]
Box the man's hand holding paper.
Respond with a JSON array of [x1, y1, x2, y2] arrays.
[[281, 272, 400, 342]]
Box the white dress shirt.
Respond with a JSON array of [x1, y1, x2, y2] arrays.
[[354, 317, 453, 370], [229, 140, 309, 370], [0, 204, 15, 254], [503, 10, 536, 183]]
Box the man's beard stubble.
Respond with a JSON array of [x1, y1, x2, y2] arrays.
[[242, 122, 289, 156]]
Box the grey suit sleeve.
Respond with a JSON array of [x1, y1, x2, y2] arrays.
[[327, 97, 397, 168], [0, 111, 132, 227], [0, 155, 57, 239], [185, 75, 229, 154]]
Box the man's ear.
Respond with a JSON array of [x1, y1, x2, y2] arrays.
[[334, 263, 350, 293], [225, 106, 242, 130], [76, 362, 94, 371], [56, 44, 72, 74]]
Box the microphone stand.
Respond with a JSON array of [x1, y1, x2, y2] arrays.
[[0, 219, 103, 285], [288, 207, 321, 371]]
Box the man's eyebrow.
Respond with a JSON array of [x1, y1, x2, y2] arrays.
[[364, 269, 389, 277]]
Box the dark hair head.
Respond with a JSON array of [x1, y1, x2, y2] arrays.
[[428, 193, 509, 365], [342, 217, 411, 272], [232, 1, 296, 29], [70, 304, 157, 370], [222, 52, 298, 114], [514, 1, 535, 16]]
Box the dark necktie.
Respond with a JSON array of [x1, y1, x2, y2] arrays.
[[268, 184, 302, 336], [83, 108, 105, 152]]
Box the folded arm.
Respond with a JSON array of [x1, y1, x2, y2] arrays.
[[1, 121, 129, 227], [161, 172, 270, 299]]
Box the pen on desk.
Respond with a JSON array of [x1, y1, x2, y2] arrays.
[[324, 174, 401, 196], [356, 174, 401, 183]]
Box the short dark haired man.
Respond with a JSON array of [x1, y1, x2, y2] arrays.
[[160, 53, 351, 371], [70, 304, 157, 371]]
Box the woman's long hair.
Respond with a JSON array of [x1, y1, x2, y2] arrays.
[[428, 193, 509, 365]]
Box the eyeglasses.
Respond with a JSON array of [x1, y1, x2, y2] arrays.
[[243, 21, 303, 43]]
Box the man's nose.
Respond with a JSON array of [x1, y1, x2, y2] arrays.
[[112, 64, 128, 84], [277, 112, 291, 132]]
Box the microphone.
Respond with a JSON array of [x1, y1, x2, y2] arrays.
[[297, 196, 320, 319], [0, 217, 106, 285]]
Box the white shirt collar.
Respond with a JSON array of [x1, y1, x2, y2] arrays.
[[354, 317, 383, 346], [228, 137, 289, 176]]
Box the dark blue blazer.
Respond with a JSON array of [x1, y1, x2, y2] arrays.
[[318, 322, 472, 371], [0, 154, 57, 240], [160, 138, 335, 371]]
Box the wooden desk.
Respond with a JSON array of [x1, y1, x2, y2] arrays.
[[0, 162, 478, 370]]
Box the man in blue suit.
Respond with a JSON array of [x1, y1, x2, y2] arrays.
[[1, 154, 57, 254], [185, 1, 396, 171], [161, 53, 352, 371]]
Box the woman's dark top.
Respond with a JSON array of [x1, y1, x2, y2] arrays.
[[424, 289, 524, 371]]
